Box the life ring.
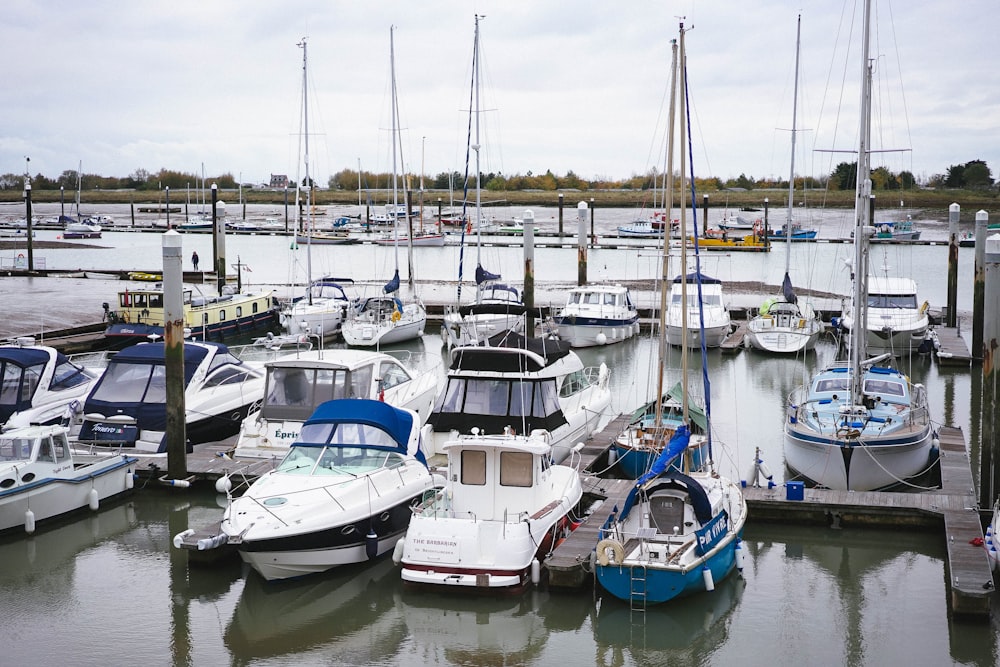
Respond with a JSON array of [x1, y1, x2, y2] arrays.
[[596, 538, 625, 566], [17, 253, 24, 259], [391, 310, 401, 322], [466, 221, 472, 234]]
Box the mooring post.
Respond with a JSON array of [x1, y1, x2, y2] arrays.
[[973, 210, 989, 361], [24, 182, 34, 270], [558, 193, 564, 236], [947, 203, 960, 328], [577, 201, 588, 286], [702, 194, 709, 236], [524, 224, 535, 336], [982, 233, 1000, 507], [166, 186, 171, 229], [213, 184, 225, 296], [162, 230, 188, 480], [589, 197, 595, 246]]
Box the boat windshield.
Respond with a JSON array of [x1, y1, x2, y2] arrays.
[[50, 358, 93, 390], [262, 366, 372, 421], [0, 436, 33, 461], [276, 441, 405, 475], [429, 376, 566, 433], [0, 360, 45, 406], [867, 294, 918, 309], [90, 362, 167, 403]]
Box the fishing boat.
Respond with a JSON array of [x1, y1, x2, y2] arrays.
[[0, 339, 99, 432], [766, 222, 817, 241], [745, 16, 824, 355], [219, 399, 439, 581], [422, 329, 611, 461], [0, 424, 136, 534], [102, 284, 278, 348], [440, 19, 526, 350], [616, 220, 663, 238], [76, 341, 265, 453], [552, 284, 640, 347], [870, 216, 921, 242], [231, 348, 439, 460], [595, 23, 747, 607], [784, 0, 935, 491], [664, 272, 732, 348], [341, 28, 427, 348]]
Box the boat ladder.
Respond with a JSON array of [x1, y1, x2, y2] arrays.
[[629, 564, 648, 612]]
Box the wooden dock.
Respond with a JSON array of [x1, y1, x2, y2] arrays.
[[935, 325, 973, 366], [720, 320, 748, 353], [544, 423, 994, 618]]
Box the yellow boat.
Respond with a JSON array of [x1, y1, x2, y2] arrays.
[[127, 271, 163, 282]]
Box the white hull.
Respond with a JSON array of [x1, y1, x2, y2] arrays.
[[441, 311, 525, 348], [342, 304, 426, 347], [281, 302, 345, 338], [556, 321, 639, 347], [745, 319, 822, 353], [665, 321, 730, 348], [239, 530, 404, 582]]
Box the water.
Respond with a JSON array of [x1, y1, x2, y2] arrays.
[[0, 207, 995, 666]]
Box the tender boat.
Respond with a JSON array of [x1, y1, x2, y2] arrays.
[[0, 424, 136, 534], [553, 284, 640, 347], [422, 330, 611, 461], [220, 399, 439, 581], [397, 428, 584, 592], [76, 342, 265, 453], [664, 272, 732, 348], [102, 285, 279, 349], [0, 340, 99, 432], [232, 348, 439, 460]]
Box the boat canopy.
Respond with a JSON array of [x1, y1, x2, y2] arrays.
[[295, 399, 423, 465], [673, 271, 722, 285], [449, 331, 572, 372]]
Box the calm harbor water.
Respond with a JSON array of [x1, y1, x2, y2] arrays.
[[0, 204, 996, 665]]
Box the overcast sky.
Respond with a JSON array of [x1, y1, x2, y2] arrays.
[[4, 0, 997, 187]]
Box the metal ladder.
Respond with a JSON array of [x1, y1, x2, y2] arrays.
[[629, 564, 648, 612]]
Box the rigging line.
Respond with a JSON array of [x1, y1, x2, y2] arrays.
[[456, 15, 480, 303]]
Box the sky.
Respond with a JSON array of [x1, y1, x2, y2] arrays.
[[3, 0, 998, 188]]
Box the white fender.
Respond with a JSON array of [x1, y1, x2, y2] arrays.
[[25, 509, 36, 534], [735, 538, 746, 572], [530, 558, 541, 585], [702, 565, 715, 591], [88, 488, 100, 511], [215, 475, 232, 494], [172, 529, 194, 549], [392, 537, 406, 565]]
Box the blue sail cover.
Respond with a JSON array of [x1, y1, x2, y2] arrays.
[[782, 272, 798, 305], [475, 264, 501, 285], [616, 425, 692, 522], [382, 269, 400, 295]]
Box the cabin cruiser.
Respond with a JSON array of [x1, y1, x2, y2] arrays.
[[232, 348, 439, 460], [219, 399, 439, 581], [423, 330, 611, 461], [553, 283, 639, 347], [0, 424, 136, 534], [0, 339, 99, 432], [665, 272, 732, 348], [76, 342, 265, 453], [839, 276, 929, 356]]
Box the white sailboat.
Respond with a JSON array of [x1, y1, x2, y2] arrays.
[[280, 38, 354, 341], [745, 15, 824, 354], [784, 0, 935, 491], [342, 27, 427, 348]]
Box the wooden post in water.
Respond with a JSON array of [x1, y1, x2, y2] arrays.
[[166, 186, 171, 229], [702, 194, 708, 236], [130, 197, 135, 227], [558, 193, 564, 236], [973, 210, 989, 360], [524, 224, 535, 336], [213, 184, 225, 297], [24, 182, 34, 270], [60, 185, 65, 218], [589, 197, 595, 245], [947, 203, 960, 328], [162, 230, 188, 480], [577, 201, 588, 286], [982, 233, 1000, 507]]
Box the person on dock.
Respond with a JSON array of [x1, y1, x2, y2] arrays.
[[191, 251, 200, 271]]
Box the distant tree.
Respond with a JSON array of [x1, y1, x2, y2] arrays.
[[898, 170, 916, 189], [944, 163, 966, 188], [962, 160, 993, 189], [830, 162, 857, 191]]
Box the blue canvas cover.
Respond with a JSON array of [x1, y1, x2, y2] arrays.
[[475, 264, 501, 285], [298, 399, 423, 466], [0, 347, 52, 423]]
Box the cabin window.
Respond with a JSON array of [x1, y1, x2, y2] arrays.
[[204, 366, 257, 387], [50, 358, 92, 391], [379, 362, 410, 392], [267, 368, 311, 406], [568, 292, 581, 305], [310, 369, 344, 403], [560, 370, 588, 398], [463, 379, 510, 416], [864, 379, 905, 398], [649, 493, 685, 532], [236, 306, 243, 318], [509, 381, 535, 418], [91, 362, 157, 403], [219, 309, 226, 322], [37, 436, 55, 463], [120, 293, 132, 308], [148, 293, 164, 309], [437, 379, 465, 413], [252, 302, 259, 314], [133, 294, 148, 309], [868, 293, 918, 309], [815, 378, 849, 393], [461, 450, 487, 485], [202, 313, 210, 325], [347, 367, 370, 399], [500, 451, 532, 487], [0, 437, 32, 461], [53, 433, 70, 462], [605, 293, 615, 305], [586, 292, 601, 305]]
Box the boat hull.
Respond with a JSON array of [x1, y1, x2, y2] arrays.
[[104, 309, 278, 348], [553, 319, 640, 348], [665, 322, 730, 348]]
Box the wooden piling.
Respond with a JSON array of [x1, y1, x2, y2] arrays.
[[947, 203, 960, 327]]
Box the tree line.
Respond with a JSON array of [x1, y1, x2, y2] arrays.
[[1, 159, 994, 194]]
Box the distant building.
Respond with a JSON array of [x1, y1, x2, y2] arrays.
[[269, 174, 289, 189]]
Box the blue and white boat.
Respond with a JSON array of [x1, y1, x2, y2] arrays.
[[0, 340, 99, 432], [783, 0, 935, 491], [595, 425, 747, 605], [553, 284, 639, 348], [219, 399, 439, 581], [766, 223, 817, 241]]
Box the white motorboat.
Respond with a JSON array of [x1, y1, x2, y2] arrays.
[[232, 348, 439, 459], [76, 341, 265, 453], [422, 330, 611, 461], [840, 275, 929, 356], [0, 424, 136, 534], [397, 428, 584, 592], [553, 283, 640, 347], [0, 339, 99, 432], [63, 220, 102, 239], [664, 272, 732, 348], [441, 270, 527, 348], [220, 399, 439, 581]]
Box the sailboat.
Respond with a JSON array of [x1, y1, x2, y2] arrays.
[[280, 39, 355, 341], [341, 27, 427, 348], [745, 15, 824, 354], [783, 0, 935, 491], [596, 24, 747, 607], [441, 15, 527, 348]]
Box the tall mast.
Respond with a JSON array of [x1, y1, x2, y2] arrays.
[[473, 14, 483, 273], [678, 22, 689, 425], [390, 26, 401, 283], [785, 14, 801, 264]]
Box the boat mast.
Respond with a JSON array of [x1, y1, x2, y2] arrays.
[[390, 26, 402, 288], [473, 15, 483, 280], [784, 14, 801, 262], [678, 22, 689, 426], [850, 0, 874, 405], [654, 37, 679, 429], [298, 37, 314, 306]]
